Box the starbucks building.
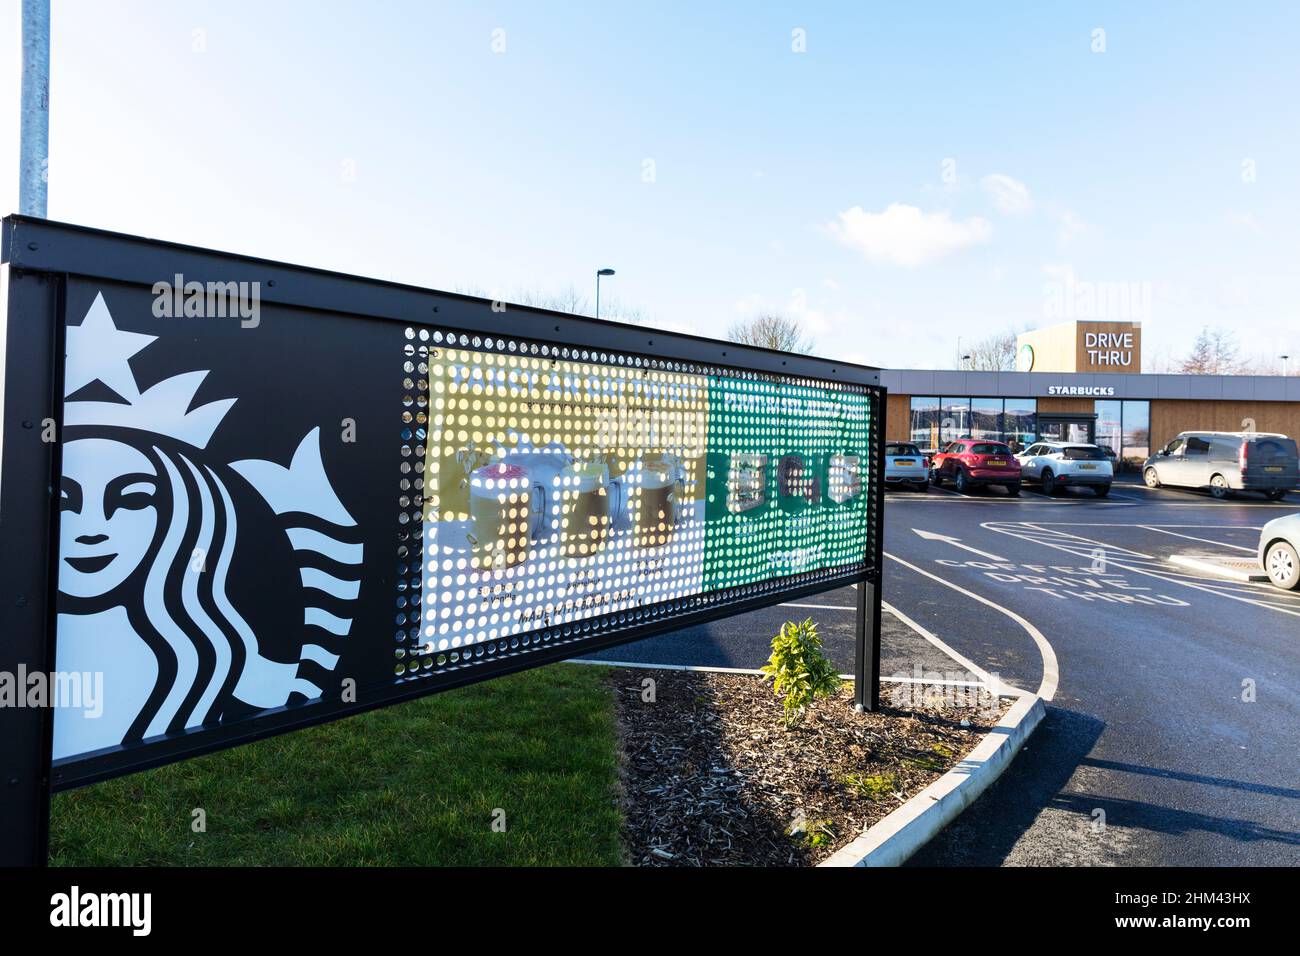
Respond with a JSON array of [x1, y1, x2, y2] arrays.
[[882, 320, 1300, 471]]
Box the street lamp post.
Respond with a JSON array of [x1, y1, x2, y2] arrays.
[[595, 268, 615, 320], [1282, 354, 1290, 376]]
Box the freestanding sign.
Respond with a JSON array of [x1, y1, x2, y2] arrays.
[[0, 216, 885, 865]]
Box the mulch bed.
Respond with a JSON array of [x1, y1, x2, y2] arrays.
[[612, 668, 1009, 866]]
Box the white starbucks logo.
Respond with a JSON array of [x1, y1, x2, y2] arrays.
[[54, 293, 363, 760]]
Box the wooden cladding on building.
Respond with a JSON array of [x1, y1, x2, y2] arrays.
[[886, 393, 910, 442], [1037, 397, 1095, 416], [1149, 400, 1300, 449]]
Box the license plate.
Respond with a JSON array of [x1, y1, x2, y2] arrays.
[[1079, 463, 1097, 470], [1264, 465, 1284, 473], [894, 459, 915, 465], [987, 459, 1005, 466]]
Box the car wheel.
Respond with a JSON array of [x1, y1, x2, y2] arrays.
[[1143, 467, 1161, 489], [1210, 474, 1231, 500], [929, 467, 942, 487], [1265, 540, 1300, 591], [1041, 469, 1058, 496], [1264, 488, 1287, 501], [954, 469, 969, 494], [1095, 484, 1111, 498], [1006, 484, 1021, 497], [916, 480, 930, 492]]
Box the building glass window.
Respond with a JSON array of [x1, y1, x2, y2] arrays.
[[909, 396, 941, 451], [1121, 400, 1150, 468], [971, 398, 1003, 442], [910, 396, 1041, 451], [940, 397, 971, 445], [1003, 398, 1037, 451], [1096, 399, 1123, 462]]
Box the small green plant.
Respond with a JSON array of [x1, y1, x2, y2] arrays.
[[843, 772, 897, 802], [788, 816, 837, 850], [904, 743, 956, 773], [760, 618, 841, 729]]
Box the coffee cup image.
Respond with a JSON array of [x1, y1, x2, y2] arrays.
[[494, 443, 572, 541], [467, 462, 543, 570], [828, 454, 862, 504], [778, 452, 820, 504], [726, 452, 769, 515], [561, 461, 621, 557], [636, 452, 686, 548]]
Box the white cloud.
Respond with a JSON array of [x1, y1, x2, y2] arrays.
[[1226, 210, 1262, 234], [822, 277, 840, 291], [1058, 210, 1087, 243], [829, 203, 992, 267], [788, 288, 831, 335], [980, 174, 1033, 215], [732, 289, 834, 339]]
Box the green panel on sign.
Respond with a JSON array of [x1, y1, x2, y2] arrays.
[[702, 375, 870, 591]]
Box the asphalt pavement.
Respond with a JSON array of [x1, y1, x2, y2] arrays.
[[583, 475, 1300, 866]]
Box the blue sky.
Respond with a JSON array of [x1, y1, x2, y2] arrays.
[[2, 0, 1297, 370]]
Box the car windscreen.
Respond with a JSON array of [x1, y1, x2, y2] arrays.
[[970, 443, 1010, 455], [1063, 446, 1107, 460], [886, 444, 921, 457]]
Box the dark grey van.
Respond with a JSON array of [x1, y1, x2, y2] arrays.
[[1143, 431, 1299, 500]]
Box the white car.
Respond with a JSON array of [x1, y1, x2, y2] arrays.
[[1016, 441, 1114, 497], [1259, 513, 1300, 590], [884, 442, 929, 491]]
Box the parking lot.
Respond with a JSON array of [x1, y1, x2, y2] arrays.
[[585, 476, 1300, 866]]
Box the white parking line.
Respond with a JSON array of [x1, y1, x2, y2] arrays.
[[987, 522, 1300, 619], [880, 600, 1020, 697], [1022, 522, 1264, 530], [1140, 525, 1257, 553], [883, 552, 1059, 701], [1106, 491, 1147, 502]]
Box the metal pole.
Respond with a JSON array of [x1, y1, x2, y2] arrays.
[[20, 0, 50, 218], [595, 272, 601, 320], [854, 387, 886, 712], [0, 263, 63, 866]]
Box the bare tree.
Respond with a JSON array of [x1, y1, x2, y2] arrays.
[[1179, 326, 1245, 374], [454, 283, 659, 327], [726, 313, 814, 353], [512, 284, 590, 316], [956, 330, 1019, 370]]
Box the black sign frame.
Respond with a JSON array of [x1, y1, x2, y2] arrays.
[[0, 215, 885, 865]]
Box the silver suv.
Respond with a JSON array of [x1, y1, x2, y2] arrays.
[[1143, 431, 1298, 500]]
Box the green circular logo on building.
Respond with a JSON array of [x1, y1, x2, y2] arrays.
[[1017, 343, 1035, 372]]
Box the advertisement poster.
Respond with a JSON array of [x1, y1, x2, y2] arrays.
[[423, 346, 872, 654], [702, 376, 871, 590], [422, 347, 710, 653]]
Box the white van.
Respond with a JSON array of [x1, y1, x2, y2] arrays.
[[1143, 432, 1298, 500]]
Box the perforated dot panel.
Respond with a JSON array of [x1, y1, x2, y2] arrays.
[[396, 328, 873, 680]]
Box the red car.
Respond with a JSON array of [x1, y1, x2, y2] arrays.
[[930, 439, 1021, 495]]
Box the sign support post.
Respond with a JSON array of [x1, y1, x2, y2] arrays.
[[0, 265, 62, 866], [854, 389, 886, 713]]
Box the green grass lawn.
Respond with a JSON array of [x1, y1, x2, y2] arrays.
[[49, 664, 624, 866]]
